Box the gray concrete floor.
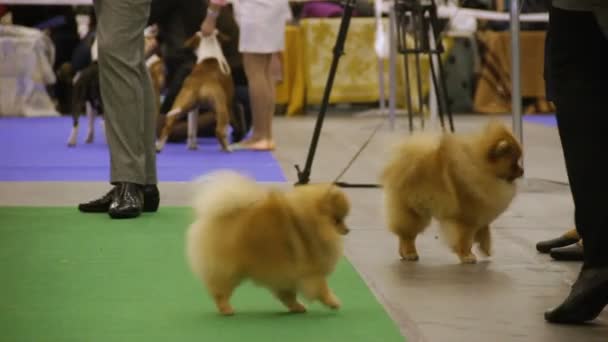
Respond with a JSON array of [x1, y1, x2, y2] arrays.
[[2, 114, 607, 341]]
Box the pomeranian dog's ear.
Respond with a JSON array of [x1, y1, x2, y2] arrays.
[[321, 186, 350, 218], [320, 187, 351, 236], [488, 139, 513, 160], [184, 33, 202, 50]]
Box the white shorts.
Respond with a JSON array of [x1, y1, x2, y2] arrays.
[[235, 0, 290, 53]]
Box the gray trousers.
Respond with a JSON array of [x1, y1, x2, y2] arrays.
[[94, 0, 157, 185]]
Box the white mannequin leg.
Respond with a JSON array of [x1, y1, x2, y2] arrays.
[[187, 109, 198, 150], [99, 117, 105, 142]]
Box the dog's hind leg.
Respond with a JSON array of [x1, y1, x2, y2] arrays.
[[68, 72, 85, 147], [157, 87, 197, 152], [204, 274, 241, 316], [156, 113, 178, 152], [85, 102, 95, 143], [67, 104, 79, 147], [385, 193, 430, 261], [273, 289, 306, 313], [475, 225, 492, 257], [212, 95, 232, 152], [230, 102, 247, 143]]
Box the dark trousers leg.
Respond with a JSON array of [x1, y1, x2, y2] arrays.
[[548, 7, 608, 267]]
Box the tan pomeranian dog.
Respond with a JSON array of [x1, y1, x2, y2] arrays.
[[381, 121, 523, 264], [186, 171, 350, 315]]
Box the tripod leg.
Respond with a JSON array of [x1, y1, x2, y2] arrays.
[[424, 12, 446, 132], [428, 49, 446, 132], [403, 52, 414, 132], [295, 0, 357, 185], [412, 10, 427, 130], [421, 9, 445, 131], [398, 12, 414, 132], [378, 57, 386, 113], [429, 1, 454, 132], [436, 51, 454, 132], [388, 6, 397, 130]]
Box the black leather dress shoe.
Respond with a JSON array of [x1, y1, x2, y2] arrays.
[[545, 267, 608, 324], [108, 182, 143, 219], [78, 188, 115, 213], [536, 231, 580, 253], [550, 243, 584, 262], [142, 184, 160, 212], [79, 184, 159, 213]]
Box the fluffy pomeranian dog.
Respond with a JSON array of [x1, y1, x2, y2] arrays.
[[186, 171, 350, 315], [381, 121, 523, 264]]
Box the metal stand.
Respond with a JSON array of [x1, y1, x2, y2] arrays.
[[295, 0, 454, 186], [295, 0, 357, 186], [510, 0, 524, 171], [395, 0, 454, 132]]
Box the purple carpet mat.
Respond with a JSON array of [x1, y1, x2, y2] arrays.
[[523, 114, 556, 127], [0, 117, 286, 182]]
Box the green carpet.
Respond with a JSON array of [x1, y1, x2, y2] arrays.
[[0, 207, 403, 342]]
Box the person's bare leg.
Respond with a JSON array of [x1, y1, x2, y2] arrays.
[[236, 53, 275, 150], [243, 53, 265, 141]]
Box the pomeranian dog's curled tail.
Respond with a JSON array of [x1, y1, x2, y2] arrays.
[[191, 170, 267, 219]]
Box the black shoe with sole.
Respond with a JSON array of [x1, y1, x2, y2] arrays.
[[545, 267, 608, 324], [550, 243, 584, 262], [108, 182, 143, 219], [78, 188, 115, 213], [79, 184, 160, 213], [536, 234, 580, 254], [142, 184, 160, 212]]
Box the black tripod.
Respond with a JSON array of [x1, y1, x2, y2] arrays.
[[396, 0, 455, 133], [295, 0, 454, 186]]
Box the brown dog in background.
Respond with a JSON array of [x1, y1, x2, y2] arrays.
[[67, 26, 165, 147], [156, 31, 235, 153], [145, 25, 166, 126], [187, 171, 350, 315], [381, 121, 523, 264]]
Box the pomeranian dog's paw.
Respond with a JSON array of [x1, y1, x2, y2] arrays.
[[459, 254, 478, 264], [323, 293, 341, 310], [218, 305, 235, 316], [214, 298, 235, 316], [399, 246, 419, 261], [155, 141, 164, 153], [288, 302, 307, 314], [478, 244, 492, 257], [399, 239, 419, 261], [401, 253, 420, 262]]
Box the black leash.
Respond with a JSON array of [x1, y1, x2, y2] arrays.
[[330, 118, 386, 188]]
